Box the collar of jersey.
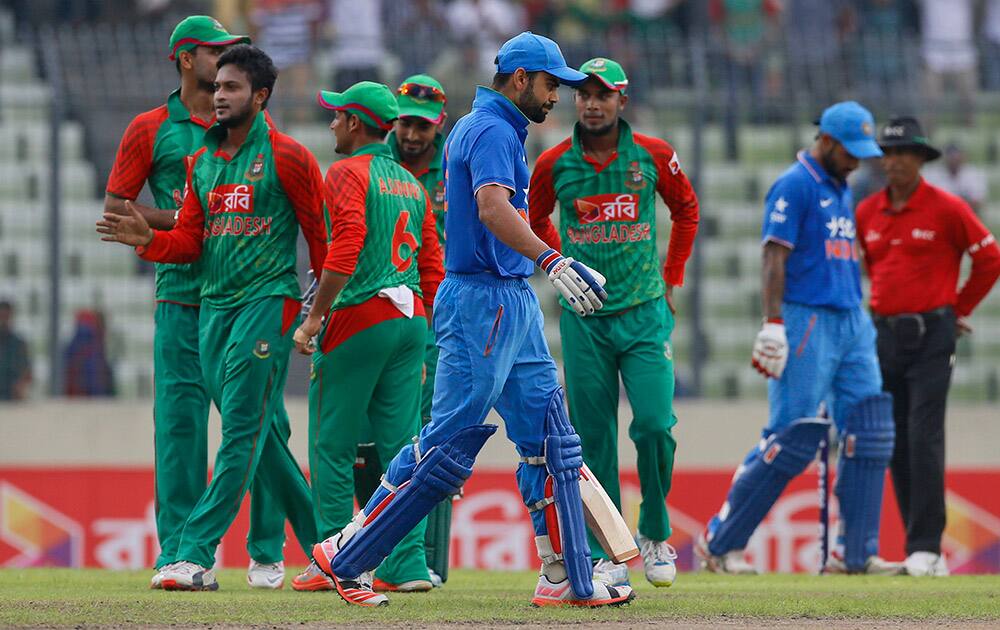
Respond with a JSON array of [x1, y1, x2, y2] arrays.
[[571, 118, 633, 165], [387, 131, 444, 174], [167, 89, 214, 128], [349, 142, 393, 159], [472, 86, 530, 134], [874, 176, 930, 214], [797, 150, 846, 189], [204, 110, 269, 157]]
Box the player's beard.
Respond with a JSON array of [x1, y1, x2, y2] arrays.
[[581, 119, 617, 137], [819, 146, 849, 181], [517, 85, 550, 124], [398, 139, 432, 162], [217, 98, 253, 129]]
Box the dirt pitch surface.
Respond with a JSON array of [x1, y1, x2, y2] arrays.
[[2, 568, 998, 629]]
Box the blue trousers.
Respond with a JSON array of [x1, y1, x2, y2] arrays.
[[365, 272, 561, 535]]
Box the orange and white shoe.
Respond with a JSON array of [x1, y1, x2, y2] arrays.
[[530, 575, 634, 608], [330, 570, 388, 607], [291, 560, 334, 591], [160, 561, 219, 591], [372, 577, 433, 592]]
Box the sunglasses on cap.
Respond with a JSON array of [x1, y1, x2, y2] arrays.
[[398, 83, 447, 103]]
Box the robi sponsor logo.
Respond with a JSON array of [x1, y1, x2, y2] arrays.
[[574, 193, 640, 224], [207, 184, 254, 215]]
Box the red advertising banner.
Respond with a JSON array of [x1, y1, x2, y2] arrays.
[[1, 467, 998, 573]]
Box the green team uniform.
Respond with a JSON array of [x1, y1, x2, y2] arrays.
[[529, 119, 699, 555], [137, 111, 326, 568], [308, 126, 444, 585], [387, 128, 453, 581], [107, 91, 291, 568]]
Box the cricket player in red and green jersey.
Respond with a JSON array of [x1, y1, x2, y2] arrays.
[[289, 81, 444, 593], [104, 16, 302, 589], [98, 44, 324, 591], [387, 73, 453, 585], [530, 57, 699, 589]]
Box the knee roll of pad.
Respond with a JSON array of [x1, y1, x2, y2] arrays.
[[708, 418, 830, 556], [836, 393, 894, 571], [331, 423, 497, 578]]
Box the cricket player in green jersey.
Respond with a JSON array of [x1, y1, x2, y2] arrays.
[[104, 16, 302, 589], [289, 81, 444, 593], [530, 57, 700, 589], [98, 44, 326, 591]]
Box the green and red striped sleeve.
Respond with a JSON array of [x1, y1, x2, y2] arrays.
[[272, 130, 327, 278], [416, 187, 444, 308], [323, 156, 373, 275], [106, 106, 169, 200], [138, 147, 208, 263], [634, 133, 700, 287], [528, 138, 571, 251]]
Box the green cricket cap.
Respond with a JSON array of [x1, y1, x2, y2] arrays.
[[579, 57, 629, 93], [317, 81, 399, 130], [396, 74, 447, 124], [169, 15, 250, 61]]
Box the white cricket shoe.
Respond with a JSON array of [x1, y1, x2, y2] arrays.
[[247, 559, 285, 589], [637, 533, 678, 587], [428, 568, 443, 588], [905, 551, 949, 577], [530, 574, 634, 607], [695, 532, 757, 575], [824, 549, 904, 575], [161, 561, 219, 591], [150, 563, 176, 589], [592, 558, 630, 587]]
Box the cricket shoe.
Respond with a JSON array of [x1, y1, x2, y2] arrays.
[[372, 577, 433, 592], [904, 552, 949, 577], [149, 563, 176, 589], [695, 532, 757, 575], [291, 560, 334, 591], [247, 560, 284, 589], [428, 568, 443, 587], [637, 533, 678, 587], [330, 570, 388, 607], [592, 558, 631, 587], [530, 575, 635, 607], [824, 549, 904, 575], [160, 561, 219, 591]]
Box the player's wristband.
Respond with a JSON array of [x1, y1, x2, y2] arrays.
[[764, 317, 784, 324], [535, 248, 564, 274]]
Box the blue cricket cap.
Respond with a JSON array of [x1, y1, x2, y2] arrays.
[[495, 31, 587, 86], [816, 101, 883, 159]]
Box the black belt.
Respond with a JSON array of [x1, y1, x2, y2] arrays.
[[873, 305, 952, 332]]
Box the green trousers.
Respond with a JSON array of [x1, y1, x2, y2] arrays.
[[309, 314, 430, 585], [173, 296, 316, 568], [560, 297, 678, 558]]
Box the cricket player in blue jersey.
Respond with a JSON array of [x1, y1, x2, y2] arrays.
[[307, 32, 635, 608], [696, 101, 902, 575]]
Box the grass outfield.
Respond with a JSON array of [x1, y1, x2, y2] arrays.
[[1, 568, 999, 627]]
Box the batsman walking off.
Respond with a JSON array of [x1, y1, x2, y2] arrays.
[[310, 32, 633, 608], [530, 57, 699, 588], [104, 17, 303, 590], [696, 101, 902, 576], [98, 45, 325, 590]]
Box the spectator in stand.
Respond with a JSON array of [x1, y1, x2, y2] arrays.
[[919, 0, 977, 127], [447, 0, 525, 77], [710, 0, 781, 160], [384, 0, 450, 78], [982, 0, 1000, 90], [784, 0, 853, 109], [925, 143, 987, 215], [849, 0, 920, 112], [0, 300, 31, 401], [329, 0, 385, 90], [63, 309, 115, 397], [248, 0, 324, 121]]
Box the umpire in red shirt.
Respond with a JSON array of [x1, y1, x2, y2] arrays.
[[856, 116, 1000, 577]]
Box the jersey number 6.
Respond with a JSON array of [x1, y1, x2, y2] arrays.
[[392, 210, 418, 273]]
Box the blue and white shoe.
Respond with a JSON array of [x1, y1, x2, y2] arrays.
[[592, 558, 630, 587], [637, 533, 678, 587]]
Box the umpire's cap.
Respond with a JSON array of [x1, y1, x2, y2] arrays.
[[877, 116, 942, 161]]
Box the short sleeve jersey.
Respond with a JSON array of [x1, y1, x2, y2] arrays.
[[761, 151, 861, 310], [106, 90, 211, 305], [389, 130, 447, 247], [443, 86, 533, 278], [529, 120, 700, 314]]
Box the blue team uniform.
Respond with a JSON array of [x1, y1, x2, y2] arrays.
[[363, 86, 562, 535]]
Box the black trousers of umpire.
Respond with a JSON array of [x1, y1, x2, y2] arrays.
[[874, 306, 957, 556]]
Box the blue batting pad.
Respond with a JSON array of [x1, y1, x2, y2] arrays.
[[835, 393, 894, 571], [707, 417, 830, 556], [331, 424, 497, 578]]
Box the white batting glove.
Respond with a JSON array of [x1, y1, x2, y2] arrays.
[[751, 320, 788, 379], [535, 248, 608, 316]]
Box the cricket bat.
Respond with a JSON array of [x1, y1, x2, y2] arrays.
[[579, 463, 639, 563]]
